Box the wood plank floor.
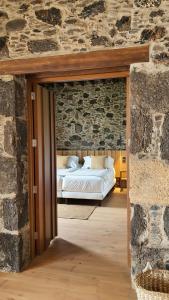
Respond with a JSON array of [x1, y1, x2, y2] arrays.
[[0, 189, 136, 300]]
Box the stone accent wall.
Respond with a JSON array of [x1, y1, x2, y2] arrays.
[[0, 0, 169, 64], [50, 79, 126, 150], [130, 63, 169, 278], [0, 75, 29, 272]]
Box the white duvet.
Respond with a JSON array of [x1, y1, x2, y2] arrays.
[[57, 168, 79, 191], [62, 168, 115, 193]]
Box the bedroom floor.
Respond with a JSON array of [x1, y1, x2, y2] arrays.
[[0, 189, 136, 300]]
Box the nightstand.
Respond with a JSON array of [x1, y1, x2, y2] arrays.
[[120, 170, 127, 191]]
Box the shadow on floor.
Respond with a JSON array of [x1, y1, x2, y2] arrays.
[[28, 237, 128, 273]]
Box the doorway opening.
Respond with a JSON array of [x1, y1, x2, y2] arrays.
[[24, 45, 149, 262], [28, 73, 130, 262], [0, 45, 149, 270]]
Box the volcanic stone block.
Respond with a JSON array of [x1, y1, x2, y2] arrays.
[[161, 113, 169, 161], [141, 26, 166, 42], [35, 7, 62, 26], [132, 246, 169, 277], [0, 37, 7, 50], [131, 204, 147, 246], [0, 11, 8, 18], [164, 207, 169, 239], [80, 0, 105, 19], [75, 124, 82, 133], [0, 80, 15, 116], [0, 36, 9, 58], [0, 78, 26, 117], [0, 157, 17, 194], [130, 67, 169, 113], [28, 39, 59, 53], [16, 119, 27, 155], [150, 10, 164, 17], [6, 19, 27, 32], [116, 16, 131, 32], [19, 4, 29, 12], [134, 0, 161, 7], [0, 233, 23, 272], [91, 33, 110, 46], [153, 52, 169, 63], [15, 79, 27, 117], [3, 193, 28, 231], [4, 121, 17, 156], [130, 108, 153, 155]]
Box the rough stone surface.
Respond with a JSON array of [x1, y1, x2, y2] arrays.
[[28, 39, 58, 53], [0, 37, 7, 51], [19, 4, 29, 13], [130, 66, 169, 114], [164, 207, 169, 239], [131, 204, 147, 246], [0, 76, 29, 272], [131, 203, 169, 277], [0, 0, 167, 59], [130, 155, 169, 205], [161, 113, 169, 161], [45, 78, 126, 150], [130, 108, 153, 155], [149, 9, 164, 17], [132, 246, 169, 277], [0, 233, 23, 272], [0, 157, 18, 194], [140, 26, 166, 42], [91, 33, 110, 46], [0, 11, 8, 18], [6, 19, 27, 32], [35, 7, 62, 26], [134, 0, 161, 7], [116, 16, 131, 32], [0, 80, 15, 116], [0, 36, 9, 58], [3, 194, 28, 231], [80, 1, 105, 19]]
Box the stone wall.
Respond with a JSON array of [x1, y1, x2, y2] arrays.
[[130, 63, 169, 277], [0, 0, 169, 276], [0, 75, 29, 272], [0, 0, 168, 63], [48, 79, 126, 150]]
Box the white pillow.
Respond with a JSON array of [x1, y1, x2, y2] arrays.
[[67, 156, 79, 168], [82, 156, 91, 169], [105, 156, 114, 169], [82, 156, 114, 169]]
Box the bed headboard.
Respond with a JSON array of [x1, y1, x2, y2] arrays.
[[57, 150, 126, 177]]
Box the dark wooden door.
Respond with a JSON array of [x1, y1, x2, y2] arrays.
[[28, 83, 57, 257]]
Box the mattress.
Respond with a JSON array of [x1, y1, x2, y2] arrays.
[[62, 168, 115, 194], [57, 167, 79, 192], [62, 178, 116, 200]]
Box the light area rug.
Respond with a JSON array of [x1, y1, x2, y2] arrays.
[[58, 204, 96, 220]]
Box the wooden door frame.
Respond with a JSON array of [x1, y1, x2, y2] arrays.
[[0, 45, 149, 262]]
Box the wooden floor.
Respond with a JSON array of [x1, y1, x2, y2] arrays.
[[0, 189, 136, 300]]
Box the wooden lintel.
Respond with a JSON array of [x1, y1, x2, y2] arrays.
[[0, 45, 149, 76]]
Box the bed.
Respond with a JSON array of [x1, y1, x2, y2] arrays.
[[62, 168, 116, 201], [56, 154, 117, 203]]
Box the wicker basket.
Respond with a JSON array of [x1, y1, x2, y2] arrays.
[[135, 270, 169, 300]]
